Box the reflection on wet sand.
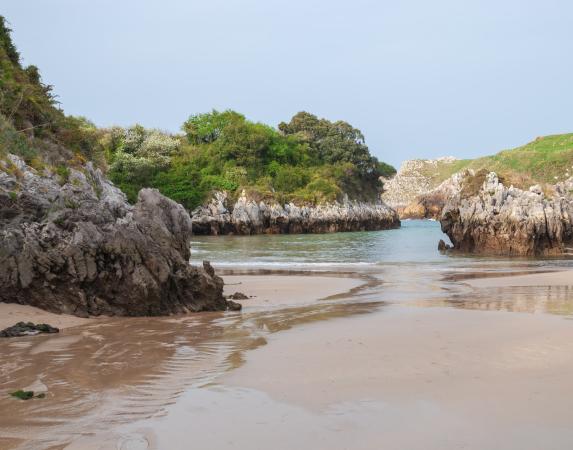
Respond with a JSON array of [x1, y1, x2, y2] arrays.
[[0, 289, 383, 450], [2, 258, 573, 450], [439, 285, 573, 315]]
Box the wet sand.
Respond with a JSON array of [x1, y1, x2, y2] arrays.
[[124, 266, 573, 450], [0, 272, 367, 450], [167, 307, 573, 450], [2, 265, 573, 450], [467, 268, 573, 288]]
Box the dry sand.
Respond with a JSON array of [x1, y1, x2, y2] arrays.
[[223, 274, 365, 307], [0, 303, 92, 331], [0, 274, 361, 334]]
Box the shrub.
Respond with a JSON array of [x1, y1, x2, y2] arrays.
[[273, 165, 310, 193], [56, 165, 70, 185]]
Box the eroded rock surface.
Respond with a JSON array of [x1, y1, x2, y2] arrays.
[[381, 157, 460, 218], [440, 172, 573, 256], [400, 170, 468, 219], [0, 155, 226, 316], [191, 190, 400, 235]]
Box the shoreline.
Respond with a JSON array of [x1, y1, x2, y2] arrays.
[[2, 266, 570, 333], [0, 271, 365, 334]]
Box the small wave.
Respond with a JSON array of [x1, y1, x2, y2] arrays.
[[192, 261, 377, 268]]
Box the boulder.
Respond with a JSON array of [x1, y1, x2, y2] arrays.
[[0, 155, 227, 317], [228, 292, 249, 300], [0, 322, 59, 338], [226, 300, 243, 311]]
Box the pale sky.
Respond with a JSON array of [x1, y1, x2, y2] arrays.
[[3, 0, 572, 167]]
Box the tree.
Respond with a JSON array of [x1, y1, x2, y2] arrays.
[[278, 111, 389, 177], [182, 110, 244, 144], [0, 17, 20, 65]]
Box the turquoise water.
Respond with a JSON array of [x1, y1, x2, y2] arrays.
[[191, 219, 571, 272], [191, 220, 451, 267]]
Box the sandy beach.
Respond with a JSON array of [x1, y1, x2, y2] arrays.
[[0, 274, 364, 334], [223, 273, 366, 307], [0, 303, 93, 331], [131, 266, 573, 450], [2, 259, 573, 450]]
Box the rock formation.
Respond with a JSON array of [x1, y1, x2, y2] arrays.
[[381, 157, 460, 218], [440, 171, 573, 256], [191, 190, 400, 235], [399, 170, 468, 219], [0, 154, 228, 316], [1, 322, 59, 338]]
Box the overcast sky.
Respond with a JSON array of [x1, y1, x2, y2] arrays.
[[3, 0, 572, 167]]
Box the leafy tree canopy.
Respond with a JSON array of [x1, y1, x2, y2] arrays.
[[106, 111, 395, 208], [278, 111, 380, 177], [1, 16, 397, 210]]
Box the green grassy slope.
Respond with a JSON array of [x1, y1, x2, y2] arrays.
[[467, 134, 573, 186], [416, 133, 573, 189]]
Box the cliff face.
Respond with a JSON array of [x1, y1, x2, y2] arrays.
[[399, 170, 469, 219], [191, 191, 400, 235], [381, 157, 461, 219], [0, 155, 227, 317], [440, 172, 573, 256]]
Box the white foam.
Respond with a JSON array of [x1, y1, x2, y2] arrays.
[[191, 261, 376, 269]]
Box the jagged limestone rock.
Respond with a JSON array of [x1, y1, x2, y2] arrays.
[[381, 157, 460, 218], [440, 172, 573, 256], [191, 190, 400, 235], [0, 155, 227, 316]]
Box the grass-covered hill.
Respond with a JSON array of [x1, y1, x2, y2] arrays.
[[400, 133, 573, 192], [0, 16, 396, 210], [463, 133, 573, 186]]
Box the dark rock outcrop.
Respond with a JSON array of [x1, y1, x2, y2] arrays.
[[440, 172, 573, 256], [191, 190, 400, 235], [437, 239, 452, 253], [1, 322, 59, 337], [226, 300, 242, 311], [0, 155, 227, 316], [228, 292, 249, 300]]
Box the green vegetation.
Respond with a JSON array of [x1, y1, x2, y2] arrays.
[[413, 134, 573, 191], [0, 16, 105, 165], [10, 390, 38, 400], [3, 14, 573, 211], [466, 134, 573, 187], [106, 110, 393, 208], [1, 15, 395, 209]]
